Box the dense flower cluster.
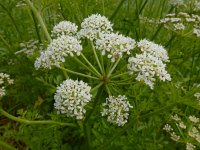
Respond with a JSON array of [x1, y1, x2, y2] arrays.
[[54, 79, 92, 120], [95, 33, 136, 62], [163, 114, 200, 150], [34, 35, 82, 69], [127, 39, 171, 89], [78, 14, 113, 40], [101, 95, 133, 126], [51, 21, 78, 38], [160, 12, 200, 37], [0, 73, 14, 97]]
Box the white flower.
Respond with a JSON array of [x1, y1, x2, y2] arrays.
[[186, 143, 196, 150], [189, 115, 199, 123], [171, 114, 181, 121], [193, 28, 200, 37], [78, 14, 113, 40], [101, 95, 133, 126], [0, 73, 14, 98], [174, 23, 185, 30], [34, 35, 82, 69], [137, 39, 170, 62], [51, 21, 78, 38], [95, 33, 136, 62], [127, 52, 171, 89], [0, 73, 14, 86], [194, 92, 200, 99], [169, 0, 184, 6], [170, 132, 180, 141], [188, 127, 200, 143], [195, 1, 200, 11], [163, 124, 173, 132], [0, 87, 5, 97], [54, 79, 92, 120]]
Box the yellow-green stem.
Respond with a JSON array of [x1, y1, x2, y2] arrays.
[[58, 66, 99, 80], [80, 53, 101, 77], [25, 0, 52, 42], [107, 58, 121, 78], [0, 108, 77, 127], [91, 42, 103, 74]]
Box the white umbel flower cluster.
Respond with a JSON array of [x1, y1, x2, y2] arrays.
[[101, 95, 133, 126], [54, 79, 92, 120], [0, 73, 14, 97], [128, 39, 171, 89], [160, 12, 200, 37], [34, 35, 82, 69], [164, 113, 200, 149], [78, 14, 113, 40], [51, 21, 78, 38], [95, 33, 136, 62]]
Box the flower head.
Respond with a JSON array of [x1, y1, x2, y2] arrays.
[[34, 35, 82, 69], [101, 95, 133, 126], [0, 73, 14, 98], [78, 14, 113, 40], [128, 39, 171, 89], [51, 21, 78, 38], [54, 79, 92, 120], [128, 52, 171, 89], [95, 33, 136, 62], [137, 39, 169, 62]]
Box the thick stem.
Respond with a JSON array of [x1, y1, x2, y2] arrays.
[[0, 108, 77, 127], [25, 0, 52, 42], [58, 66, 99, 80]]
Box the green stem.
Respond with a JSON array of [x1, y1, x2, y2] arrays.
[[91, 42, 103, 74], [110, 77, 134, 83], [111, 72, 129, 79], [0, 4, 22, 40], [80, 53, 101, 77], [109, 0, 126, 21], [0, 108, 77, 127], [74, 57, 100, 77], [107, 58, 121, 78], [105, 85, 111, 95], [0, 140, 17, 150], [30, 10, 41, 43], [100, 54, 105, 75], [0, 34, 11, 50], [91, 83, 104, 93], [58, 66, 99, 80], [25, 0, 52, 42], [60, 64, 68, 79]]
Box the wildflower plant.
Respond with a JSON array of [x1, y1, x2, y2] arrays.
[[163, 114, 200, 150]]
